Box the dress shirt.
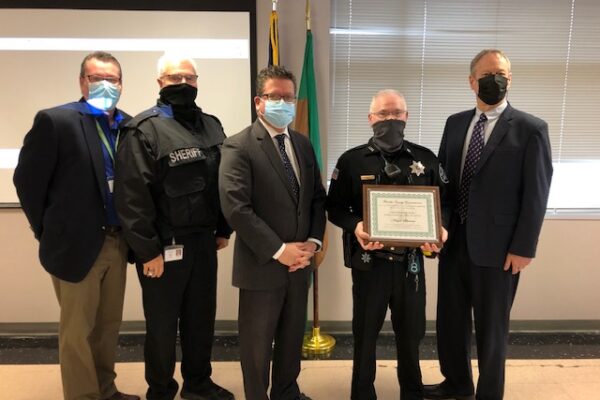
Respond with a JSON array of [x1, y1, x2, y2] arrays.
[[460, 100, 508, 178], [257, 117, 322, 260], [84, 102, 123, 226]]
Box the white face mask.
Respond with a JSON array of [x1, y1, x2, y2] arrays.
[[86, 80, 121, 111]]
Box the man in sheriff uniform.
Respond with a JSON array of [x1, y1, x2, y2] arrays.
[[114, 54, 234, 400], [326, 89, 449, 400]]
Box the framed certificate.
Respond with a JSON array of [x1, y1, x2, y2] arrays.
[[362, 185, 442, 247]]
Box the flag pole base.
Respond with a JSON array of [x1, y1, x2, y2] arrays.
[[302, 327, 336, 359]]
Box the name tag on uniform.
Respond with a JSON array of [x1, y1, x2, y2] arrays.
[[168, 147, 205, 166], [360, 175, 376, 181], [164, 244, 184, 262]]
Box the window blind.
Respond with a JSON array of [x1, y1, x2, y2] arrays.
[[329, 0, 600, 210]]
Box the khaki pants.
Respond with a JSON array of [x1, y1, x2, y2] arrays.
[[52, 232, 128, 400]]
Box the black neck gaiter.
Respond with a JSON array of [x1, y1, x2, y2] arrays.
[[372, 119, 406, 155]]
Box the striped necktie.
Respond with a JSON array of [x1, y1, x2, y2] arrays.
[[275, 134, 300, 200], [457, 113, 487, 222]]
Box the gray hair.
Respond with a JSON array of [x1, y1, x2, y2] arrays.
[[157, 53, 198, 77], [470, 49, 511, 75], [369, 89, 406, 113]]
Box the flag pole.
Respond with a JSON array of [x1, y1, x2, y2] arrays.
[[302, 251, 336, 357], [306, 0, 311, 31], [301, 0, 335, 358]]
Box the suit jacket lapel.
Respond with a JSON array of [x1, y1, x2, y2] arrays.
[[474, 104, 513, 175], [254, 120, 298, 204], [81, 113, 107, 201]]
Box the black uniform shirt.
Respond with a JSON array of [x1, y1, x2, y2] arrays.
[[115, 104, 232, 263], [326, 138, 449, 269]]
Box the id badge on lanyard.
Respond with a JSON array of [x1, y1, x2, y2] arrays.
[[164, 237, 184, 262], [95, 120, 119, 194]]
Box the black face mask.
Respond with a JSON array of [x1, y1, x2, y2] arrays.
[[159, 83, 198, 107], [372, 119, 406, 155], [477, 74, 508, 105]]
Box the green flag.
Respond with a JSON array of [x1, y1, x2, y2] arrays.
[[294, 23, 327, 267], [294, 29, 322, 170]]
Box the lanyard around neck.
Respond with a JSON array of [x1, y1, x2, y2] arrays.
[[95, 120, 120, 164]]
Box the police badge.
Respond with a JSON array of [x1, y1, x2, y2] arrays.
[[409, 161, 425, 176]]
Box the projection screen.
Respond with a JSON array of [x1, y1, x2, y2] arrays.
[[0, 7, 253, 204]]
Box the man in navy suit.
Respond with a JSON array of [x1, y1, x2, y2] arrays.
[[424, 49, 553, 400], [14, 52, 138, 400]]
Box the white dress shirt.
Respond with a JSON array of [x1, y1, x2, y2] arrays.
[[460, 100, 508, 177], [257, 118, 322, 260]]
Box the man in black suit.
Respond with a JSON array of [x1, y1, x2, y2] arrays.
[[219, 65, 327, 400], [424, 49, 553, 400], [13, 52, 138, 400]]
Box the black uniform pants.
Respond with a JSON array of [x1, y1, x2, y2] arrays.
[[436, 222, 519, 400], [351, 256, 426, 400], [136, 231, 218, 400]]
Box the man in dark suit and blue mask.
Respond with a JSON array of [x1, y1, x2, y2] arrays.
[[327, 89, 448, 400], [424, 49, 553, 400], [219, 65, 327, 400], [14, 51, 138, 400]]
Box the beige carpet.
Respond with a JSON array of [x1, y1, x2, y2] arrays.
[[1, 359, 599, 399]]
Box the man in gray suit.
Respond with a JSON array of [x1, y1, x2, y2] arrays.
[[219, 65, 326, 400]]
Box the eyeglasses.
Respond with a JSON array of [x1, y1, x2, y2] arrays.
[[160, 74, 198, 84], [371, 110, 407, 119], [260, 93, 297, 103], [86, 75, 121, 85]]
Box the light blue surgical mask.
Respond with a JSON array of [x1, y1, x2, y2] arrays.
[[87, 80, 121, 111], [263, 99, 295, 129]]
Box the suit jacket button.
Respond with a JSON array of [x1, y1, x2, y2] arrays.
[[388, 256, 393, 261], [101, 226, 106, 230], [390, 247, 395, 251]]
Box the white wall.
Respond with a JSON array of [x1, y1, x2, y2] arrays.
[[1, 0, 599, 328], [2, 210, 600, 324]]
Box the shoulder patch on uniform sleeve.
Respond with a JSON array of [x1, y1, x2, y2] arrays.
[[126, 106, 162, 128], [331, 168, 339, 180], [439, 164, 449, 184]]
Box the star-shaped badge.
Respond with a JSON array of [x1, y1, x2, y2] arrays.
[[361, 253, 371, 264], [410, 161, 425, 176]]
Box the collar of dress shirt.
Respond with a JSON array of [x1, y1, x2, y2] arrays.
[[258, 116, 290, 139], [475, 99, 508, 122], [81, 100, 124, 130]]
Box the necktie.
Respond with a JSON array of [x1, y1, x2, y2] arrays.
[[275, 134, 300, 200], [457, 113, 487, 222]]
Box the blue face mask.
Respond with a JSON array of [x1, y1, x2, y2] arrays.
[[263, 99, 295, 128], [86, 80, 121, 111]]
